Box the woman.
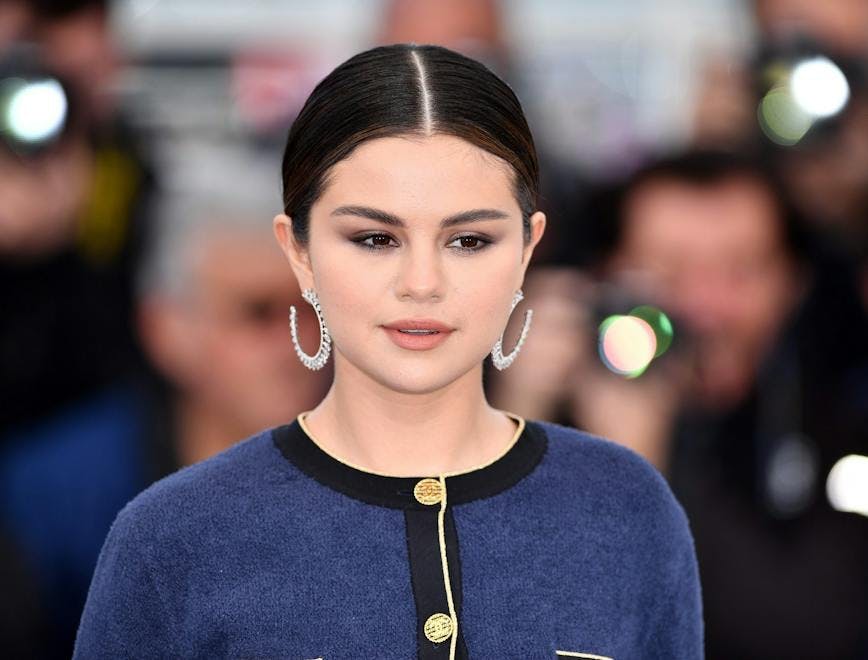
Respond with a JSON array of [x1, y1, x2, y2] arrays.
[[74, 44, 703, 659]]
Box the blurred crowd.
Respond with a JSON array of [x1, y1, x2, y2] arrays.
[[1, 0, 866, 658]]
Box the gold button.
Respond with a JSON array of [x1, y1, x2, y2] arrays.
[[413, 478, 443, 505], [423, 612, 453, 643]]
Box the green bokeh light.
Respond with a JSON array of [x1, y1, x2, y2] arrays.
[[629, 305, 674, 357]]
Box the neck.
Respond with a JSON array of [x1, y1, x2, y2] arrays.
[[302, 353, 518, 477], [175, 396, 248, 467]]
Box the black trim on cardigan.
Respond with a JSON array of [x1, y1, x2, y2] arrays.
[[271, 417, 548, 510], [405, 508, 469, 659]]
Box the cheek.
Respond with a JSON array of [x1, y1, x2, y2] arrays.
[[739, 272, 793, 336], [459, 264, 516, 328], [306, 242, 392, 354], [311, 247, 379, 327], [198, 328, 252, 382], [452, 252, 525, 360]]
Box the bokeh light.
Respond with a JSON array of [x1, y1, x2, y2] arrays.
[[629, 305, 673, 358], [790, 56, 850, 119], [757, 86, 812, 146], [3, 78, 67, 144], [757, 55, 850, 146], [826, 454, 868, 518], [599, 314, 657, 378]]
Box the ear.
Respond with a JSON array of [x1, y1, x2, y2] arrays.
[[273, 213, 314, 291], [518, 210, 546, 285]]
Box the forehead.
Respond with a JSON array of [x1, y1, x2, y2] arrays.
[[623, 177, 784, 257], [316, 134, 519, 219]]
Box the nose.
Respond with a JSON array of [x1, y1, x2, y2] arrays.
[[394, 243, 446, 301]]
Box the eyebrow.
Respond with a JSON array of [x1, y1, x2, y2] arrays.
[[330, 205, 511, 228]]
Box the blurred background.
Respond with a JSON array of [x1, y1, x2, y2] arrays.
[[0, 0, 866, 658]]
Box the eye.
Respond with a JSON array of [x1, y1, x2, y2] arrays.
[[353, 233, 398, 250], [351, 233, 492, 253], [448, 234, 492, 253]]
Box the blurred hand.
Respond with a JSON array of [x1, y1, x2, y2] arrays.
[[569, 343, 693, 473]]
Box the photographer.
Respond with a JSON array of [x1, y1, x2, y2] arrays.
[[490, 149, 868, 658], [0, 1, 154, 434]]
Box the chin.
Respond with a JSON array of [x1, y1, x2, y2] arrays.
[[357, 354, 478, 395], [375, 366, 464, 395], [334, 339, 487, 393]]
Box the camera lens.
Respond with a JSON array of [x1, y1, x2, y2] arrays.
[[1, 76, 69, 150], [0, 42, 73, 156]]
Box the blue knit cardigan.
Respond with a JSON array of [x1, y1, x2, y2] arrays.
[[74, 413, 703, 659]]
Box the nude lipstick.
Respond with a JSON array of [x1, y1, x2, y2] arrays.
[[382, 319, 454, 351]]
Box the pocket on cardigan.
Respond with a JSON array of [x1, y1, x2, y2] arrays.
[[555, 651, 614, 660]]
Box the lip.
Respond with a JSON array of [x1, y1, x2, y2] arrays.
[[381, 318, 455, 351], [382, 319, 454, 332]]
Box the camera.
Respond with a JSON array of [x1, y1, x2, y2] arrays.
[[588, 282, 680, 379], [752, 35, 865, 147]]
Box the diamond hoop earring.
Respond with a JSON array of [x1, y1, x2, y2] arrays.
[[289, 288, 332, 370], [490, 289, 533, 370]]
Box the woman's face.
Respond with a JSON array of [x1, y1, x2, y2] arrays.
[[275, 133, 545, 395]]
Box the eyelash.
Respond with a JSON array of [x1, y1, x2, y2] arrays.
[[352, 233, 493, 254]]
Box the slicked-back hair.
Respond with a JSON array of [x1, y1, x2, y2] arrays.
[[280, 43, 539, 247]]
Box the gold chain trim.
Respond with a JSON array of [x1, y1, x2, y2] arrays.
[[437, 474, 458, 660]]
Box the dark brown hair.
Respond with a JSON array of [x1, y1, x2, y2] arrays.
[[281, 43, 539, 246], [599, 149, 811, 264]]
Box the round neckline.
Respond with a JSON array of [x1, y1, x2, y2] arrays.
[[296, 409, 526, 479], [271, 410, 548, 510]]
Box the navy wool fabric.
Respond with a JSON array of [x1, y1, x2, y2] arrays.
[[74, 419, 703, 659]]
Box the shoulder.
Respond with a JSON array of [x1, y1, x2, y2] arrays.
[[529, 419, 693, 549], [108, 427, 285, 545], [529, 419, 701, 623], [531, 419, 671, 496]]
